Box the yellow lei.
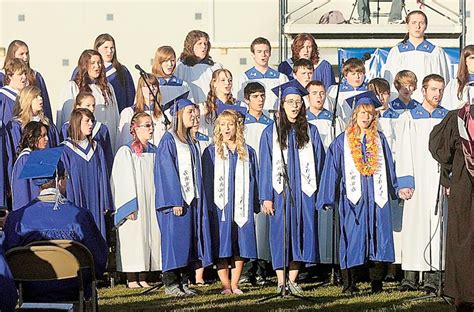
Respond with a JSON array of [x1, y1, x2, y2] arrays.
[[347, 126, 378, 176]]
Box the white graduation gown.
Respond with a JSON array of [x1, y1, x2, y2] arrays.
[[382, 40, 450, 103], [441, 79, 474, 111], [175, 61, 222, 103], [401, 105, 448, 271], [59, 81, 120, 152], [112, 144, 161, 272], [325, 80, 368, 126]]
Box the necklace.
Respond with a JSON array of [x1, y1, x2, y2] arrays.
[[347, 126, 379, 176]]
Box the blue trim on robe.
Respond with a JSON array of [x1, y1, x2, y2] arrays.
[[469, 74, 474, 82], [195, 132, 209, 142], [390, 98, 420, 111], [0, 87, 18, 123], [158, 76, 184, 87], [244, 113, 273, 125], [340, 79, 368, 92], [397, 39, 435, 54], [381, 108, 400, 119], [410, 105, 448, 119], [306, 108, 333, 121], [245, 67, 281, 80], [398, 175, 415, 189], [114, 197, 139, 226]]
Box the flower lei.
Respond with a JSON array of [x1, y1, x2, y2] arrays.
[[347, 126, 379, 176]]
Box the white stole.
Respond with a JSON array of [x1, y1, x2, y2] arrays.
[[271, 126, 317, 196], [344, 132, 388, 208], [214, 145, 250, 227], [170, 131, 198, 205]]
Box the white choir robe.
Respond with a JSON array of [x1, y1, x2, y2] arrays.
[[389, 97, 420, 115], [116, 104, 169, 148], [59, 81, 120, 152], [325, 80, 368, 125], [441, 79, 474, 111], [233, 67, 288, 115], [112, 143, 161, 272], [306, 108, 343, 264], [400, 105, 448, 271], [243, 112, 273, 261], [382, 40, 451, 103], [378, 108, 415, 264], [175, 60, 222, 103]]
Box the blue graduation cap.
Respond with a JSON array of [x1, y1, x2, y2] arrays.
[[216, 102, 247, 116], [271, 80, 309, 99], [345, 91, 382, 109], [19, 147, 65, 186], [162, 91, 191, 113]]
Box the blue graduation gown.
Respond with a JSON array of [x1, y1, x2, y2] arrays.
[[11, 149, 40, 210], [277, 58, 336, 90], [2, 198, 108, 303], [0, 122, 9, 208], [258, 124, 325, 269], [61, 140, 113, 239], [0, 248, 18, 312], [61, 121, 113, 175], [316, 132, 398, 269], [0, 86, 18, 124], [71, 64, 135, 113], [154, 131, 213, 272], [202, 144, 259, 260]]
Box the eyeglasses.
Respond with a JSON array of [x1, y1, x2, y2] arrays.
[[137, 123, 154, 128], [284, 100, 303, 107]]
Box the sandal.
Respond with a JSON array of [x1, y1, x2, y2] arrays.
[[221, 288, 232, 294]]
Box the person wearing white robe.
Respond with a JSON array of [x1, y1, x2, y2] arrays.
[[117, 74, 169, 148], [233, 37, 288, 115], [441, 45, 474, 111], [382, 10, 450, 103], [112, 112, 161, 289], [389, 70, 421, 114], [325, 58, 368, 126], [175, 30, 222, 103], [59, 50, 119, 152], [400, 74, 448, 291]]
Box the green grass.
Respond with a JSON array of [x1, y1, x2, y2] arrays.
[[98, 281, 453, 311]]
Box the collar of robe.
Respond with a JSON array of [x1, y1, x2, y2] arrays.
[[38, 187, 66, 210], [457, 104, 474, 177], [214, 144, 250, 227]]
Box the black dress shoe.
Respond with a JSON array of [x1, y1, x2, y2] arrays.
[[371, 280, 383, 294], [342, 284, 359, 294], [397, 280, 418, 291]]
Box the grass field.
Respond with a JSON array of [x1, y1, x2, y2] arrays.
[[98, 281, 453, 311]]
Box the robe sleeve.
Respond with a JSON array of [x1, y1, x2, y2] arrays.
[[48, 123, 61, 147], [111, 146, 138, 227], [6, 121, 21, 184], [380, 132, 399, 199], [316, 136, 343, 210], [248, 146, 260, 213], [100, 125, 114, 176], [393, 112, 415, 189], [0, 249, 18, 312], [97, 144, 114, 212], [201, 145, 215, 215], [60, 122, 68, 141], [35, 72, 53, 122], [258, 125, 274, 202], [155, 133, 185, 210]]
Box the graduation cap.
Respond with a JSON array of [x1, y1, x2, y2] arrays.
[[19, 147, 65, 186], [216, 102, 247, 116], [345, 91, 382, 109], [162, 91, 191, 113], [271, 79, 309, 99]]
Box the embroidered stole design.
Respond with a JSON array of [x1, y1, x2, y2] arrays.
[[170, 131, 197, 205], [457, 104, 474, 177]]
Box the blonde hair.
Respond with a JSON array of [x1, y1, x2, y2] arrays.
[[13, 86, 48, 127], [152, 46, 176, 78], [213, 110, 247, 160], [346, 103, 379, 137], [205, 69, 236, 124], [394, 70, 418, 91]]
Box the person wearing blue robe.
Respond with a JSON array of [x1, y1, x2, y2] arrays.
[[0, 247, 18, 311], [316, 95, 411, 294], [2, 147, 108, 303], [259, 83, 325, 295], [0, 122, 9, 208], [0, 86, 19, 124], [202, 108, 259, 294], [155, 98, 212, 296], [61, 109, 113, 240]]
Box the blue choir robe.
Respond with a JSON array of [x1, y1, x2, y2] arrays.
[[278, 58, 336, 90], [158, 76, 194, 108], [175, 60, 223, 103], [61, 120, 113, 175], [11, 148, 39, 210], [2, 196, 108, 303], [198, 98, 247, 138], [0, 86, 18, 124], [195, 132, 210, 155], [0, 122, 9, 207], [233, 67, 288, 115], [61, 139, 114, 239], [325, 79, 368, 125], [71, 63, 135, 113], [0, 248, 18, 312], [316, 132, 398, 269], [202, 144, 259, 260], [154, 131, 213, 272], [0, 70, 53, 121], [244, 112, 272, 261], [382, 40, 450, 102], [306, 108, 343, 264], [259, 124, 325, 269]]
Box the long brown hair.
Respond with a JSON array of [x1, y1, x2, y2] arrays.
[[18, 121, 48, 153], [402, 10, 428, 43], [175, 104, 198, 144], [278, 97, 309, 150], [179, 30, 214, 66], [152, 46, 176, 78], [13, 86, 49, 126], [346, 104, 379, 136], [94, 33, 126, 86], [74, 49, 112, 101], [291, 33, 320, 65], [4, 40, 36, 86], [68, 108, 95, 148], [205, 69, 236, 124], [456, 45, 474, 100], [213, 110, 247, 160], [135, 73, 162, 119]]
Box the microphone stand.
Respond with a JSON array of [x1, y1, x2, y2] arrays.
[[135, 65, 171, 127]]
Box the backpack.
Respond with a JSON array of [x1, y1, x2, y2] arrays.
[[319, 10, 346, 24]]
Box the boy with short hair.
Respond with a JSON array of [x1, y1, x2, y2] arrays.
[[293, 59, 314, 89], [0, 58, 28, 123], [390, 70, 420, 114]]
